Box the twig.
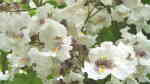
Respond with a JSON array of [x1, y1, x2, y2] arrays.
[[3, 8, 36, 12]]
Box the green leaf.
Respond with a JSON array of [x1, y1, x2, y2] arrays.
[[146, 73, 150, 80], [3, 0, 11, 3], [0, 50, 10, 73], [57, 3, 67, 8], [28, 9, 38, 16], [47, 0, 58, 6], [142, 0, 150, 4], [96, 21, 124, 45], [140, 82, 150, 84], [21, 3, 30, 9], [47, 74, 55, 80], [47, 0, 67, 8], [9, 72, 43, 84]]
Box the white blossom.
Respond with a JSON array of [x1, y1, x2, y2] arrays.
[[82, 42, 136, 80]]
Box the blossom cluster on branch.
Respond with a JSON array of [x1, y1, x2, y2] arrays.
[[0, 0, 150, 84]]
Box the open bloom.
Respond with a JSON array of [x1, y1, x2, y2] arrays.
[[28, 48, 54, 80], [39, 19, 67, 50], [111, 5, 130, 22], [0, 71, 9, 80], [0, 12, 31, 33], [39, 19, 72, 61], [120, 29, 150, 66], [87, 9, 111, 34], [133, 32, 150, 66], [121, 0, 142, 8], [82, 42, 136, 80]]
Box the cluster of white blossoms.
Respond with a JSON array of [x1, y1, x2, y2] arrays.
[[1, 0, 150, 84]]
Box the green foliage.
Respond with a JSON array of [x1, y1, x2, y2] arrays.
[[3, 0, 11, 3], [140, 82, 150, 84], [0, 53, 43, 84], [0, 80, 10, 84], [4, 0, 21, 3], [147, 73, 150, 80], [142, 0, 150, 4], [0, 71, 43, 84], [0, 50, 10, 73], [47, 0, 67, 8], [137, 73, 150, 84], [96, 21, 125, 44], [21, 3, 30, 9], [28, 9, 37, 16], [9, 72, 43, 84], [83, 73, 111, 84], [47, 74, 55, 80]]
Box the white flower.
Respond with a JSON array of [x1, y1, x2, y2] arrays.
[[39, 19, 67, 50], [127, 6, 150, 27], [29, 0, 37, 8], [82, 42, 136, 80], [101, 0, 113, 6], [63, 72, 84, 84], [65, 0, 77, 6], [0, 33, 12, 51], [28, 48, 53, 79], [47, 36, 73, 61], [111, 5, 130, 22], [117, 42, 138, 67], [54, 36, 72, 61], [121, 30, 150, 66], [53, 2, 87, 26], [121, 0, 143, 8], [126, 78, 139, 84], [133, 32, 150, 66], [7, 54, 29, 68], [120, 26, 136, 42], [0, 32, 30, 55], [134, 66, 150, 83], [87, 9, 111, 34], [0, 12, 31, 33], [39, 19, 72, 61], [36, 4, 54, 20], [0, 71, 9, 80], [78, 32, 97, 47]]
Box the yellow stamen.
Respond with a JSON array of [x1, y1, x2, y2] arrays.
[[100, 56, 107, 60], [15, 35, 22, 40], [52, 47, 59, 52], [80, 31, 84, 35], [20, 57, 29, 64], [117, 11, 128, 17], [99, 66, 106, 72]]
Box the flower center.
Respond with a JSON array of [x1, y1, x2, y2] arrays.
[[95, 56, 113, 72], [98, 65, 106, 72], [136, 51, 146, 58], [52, 47, 60, 52], [135, 48, 147, 58]]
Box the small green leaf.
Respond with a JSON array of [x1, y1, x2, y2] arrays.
[[57, 3, 67, 8], [28, 9, 37, 16], [0, 50, 10, 73], [47, 74, 55, 80], [47, 0, 67, 8], [21, 3, 30, 9]]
